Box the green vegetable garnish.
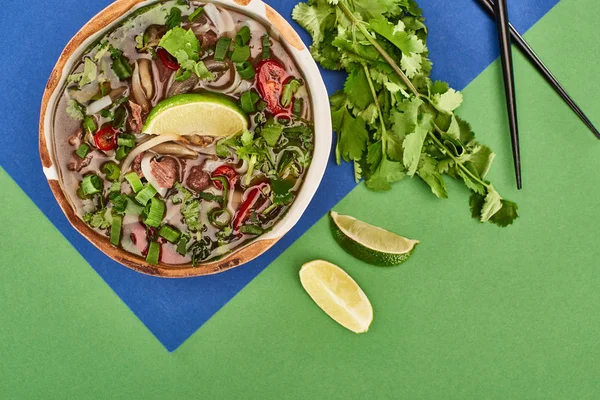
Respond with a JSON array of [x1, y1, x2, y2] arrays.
[[281, 79, 302, 108], [292, 0, 518, 226], [214, 37, 232, 61], [165, 7, 182, 31], [80, 174, 102, 196], [75, 143, 90, 159], [159, 27, 215, 81], [102, 162, 121, 181], [188, 6, 205, 22]]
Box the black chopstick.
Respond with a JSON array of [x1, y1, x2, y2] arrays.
[[491, 0, 522, 189], [477, 0, 600, 140]]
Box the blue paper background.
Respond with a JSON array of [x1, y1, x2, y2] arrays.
[[0, 0, 559, 351]]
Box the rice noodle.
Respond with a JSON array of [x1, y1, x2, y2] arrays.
[[121, 134, 181, 174], [140, 152, 168, 197]]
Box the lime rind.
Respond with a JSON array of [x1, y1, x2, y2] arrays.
[[329, 211, 419, 266]]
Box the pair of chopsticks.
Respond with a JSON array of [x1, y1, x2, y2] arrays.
[[476, 0, 600, 190]]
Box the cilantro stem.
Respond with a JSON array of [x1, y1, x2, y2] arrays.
[[338, 0, 490, 191], [337, 1, 419, 95], [362, 63, 387, 145]]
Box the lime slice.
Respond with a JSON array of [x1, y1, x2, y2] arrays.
[[142, 93, 248, 137], [299, 260, 373, 333], [330, 211, 419, 266]]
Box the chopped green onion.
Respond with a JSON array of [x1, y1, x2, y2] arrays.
[[176, 234, 190, 255], [83, 116, 96, 133], [236, 61, 255, 79], [165, 7, 182, 31], [188, 6, 204, 22], [110, 48, 133, 80], [146, 241, 161, 265], [125, 172, 143, 193], [143, 197, 165, 227], [256, 100, 267, 112], [80, 174, 102, 196], [159, 224, 181, 243], [240, 224, 264, 235], [235, 26, 251, 46], [293, 97, 304, 117], [117, 133, 136, 148], [75, 143, 90, 159], [239, 90, 259, 113], [115, 145, 130, 161], [110, 214, 123, 245], [113, 107, 127, 129], [100, 109, 113, 119], [230, 45, 250, 63], [214, 37, 231, 61], [281, 79, 302, 107], [208, 207, 232, 229], [135, 184, 158, 206], [261, 33, 271, 60], [102, 162, 121, 181], [198, 191, 224, 203]]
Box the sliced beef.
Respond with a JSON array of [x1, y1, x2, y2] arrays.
[[68, 152, 93, 172], [150, 157, 179, 189], [128, 101, 143, 134], [132, 152, 145, 178], [186, 165, 210, 193]]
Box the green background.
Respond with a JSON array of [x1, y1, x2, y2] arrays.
[[2, 0, 600, 398]]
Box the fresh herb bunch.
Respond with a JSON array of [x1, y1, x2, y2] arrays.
[[293, 0, 518, 226]]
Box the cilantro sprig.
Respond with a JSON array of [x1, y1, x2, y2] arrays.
[[293, 0, 518, 226]]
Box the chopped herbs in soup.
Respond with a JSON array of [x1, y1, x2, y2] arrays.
[[53, 1, 314, 266]]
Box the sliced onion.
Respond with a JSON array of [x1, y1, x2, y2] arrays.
[[234, 159, 248, 174], [86, 95, 112, 115], [121, 134, 181, 174], [138, 59, 154, 100], [204, 3, 235, 37], [205, 68, 241, 94]]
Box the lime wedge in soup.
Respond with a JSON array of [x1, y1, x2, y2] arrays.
[[329, 211, 419, 266], [142, 93, 248, 137]]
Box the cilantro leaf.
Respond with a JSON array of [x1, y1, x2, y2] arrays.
[[432, 88, 463, 114], [159, 27, 201, 61], [416, 154, 448, 198], [470, 194, 519, 227], [369, 19, 426, 55], [271, 177, 294, 205], [291, 1, 334, 44], [365, 156, 405, 191], [334, 107, 369, 162], [402, 113, 433, 175], [344, 67, 371, 110]]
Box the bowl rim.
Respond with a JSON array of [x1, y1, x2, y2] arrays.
[[39, 0, 331, 278]]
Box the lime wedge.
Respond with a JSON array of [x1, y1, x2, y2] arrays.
[[299, 260, 373, 333], [330, 211, 419, 266], [142, 93, 248, 137]]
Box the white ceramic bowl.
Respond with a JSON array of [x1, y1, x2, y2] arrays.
[[39, 0, 331, 277]]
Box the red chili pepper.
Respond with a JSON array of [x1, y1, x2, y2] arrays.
[[256, 59, 292, 117], [157, 48, 180, 71], [211, 165, 238, 190], [233, 183, 267, 231], [93, 125, 118, 151]]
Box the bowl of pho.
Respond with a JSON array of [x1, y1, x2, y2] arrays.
[[39, 0, 330, 277]]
